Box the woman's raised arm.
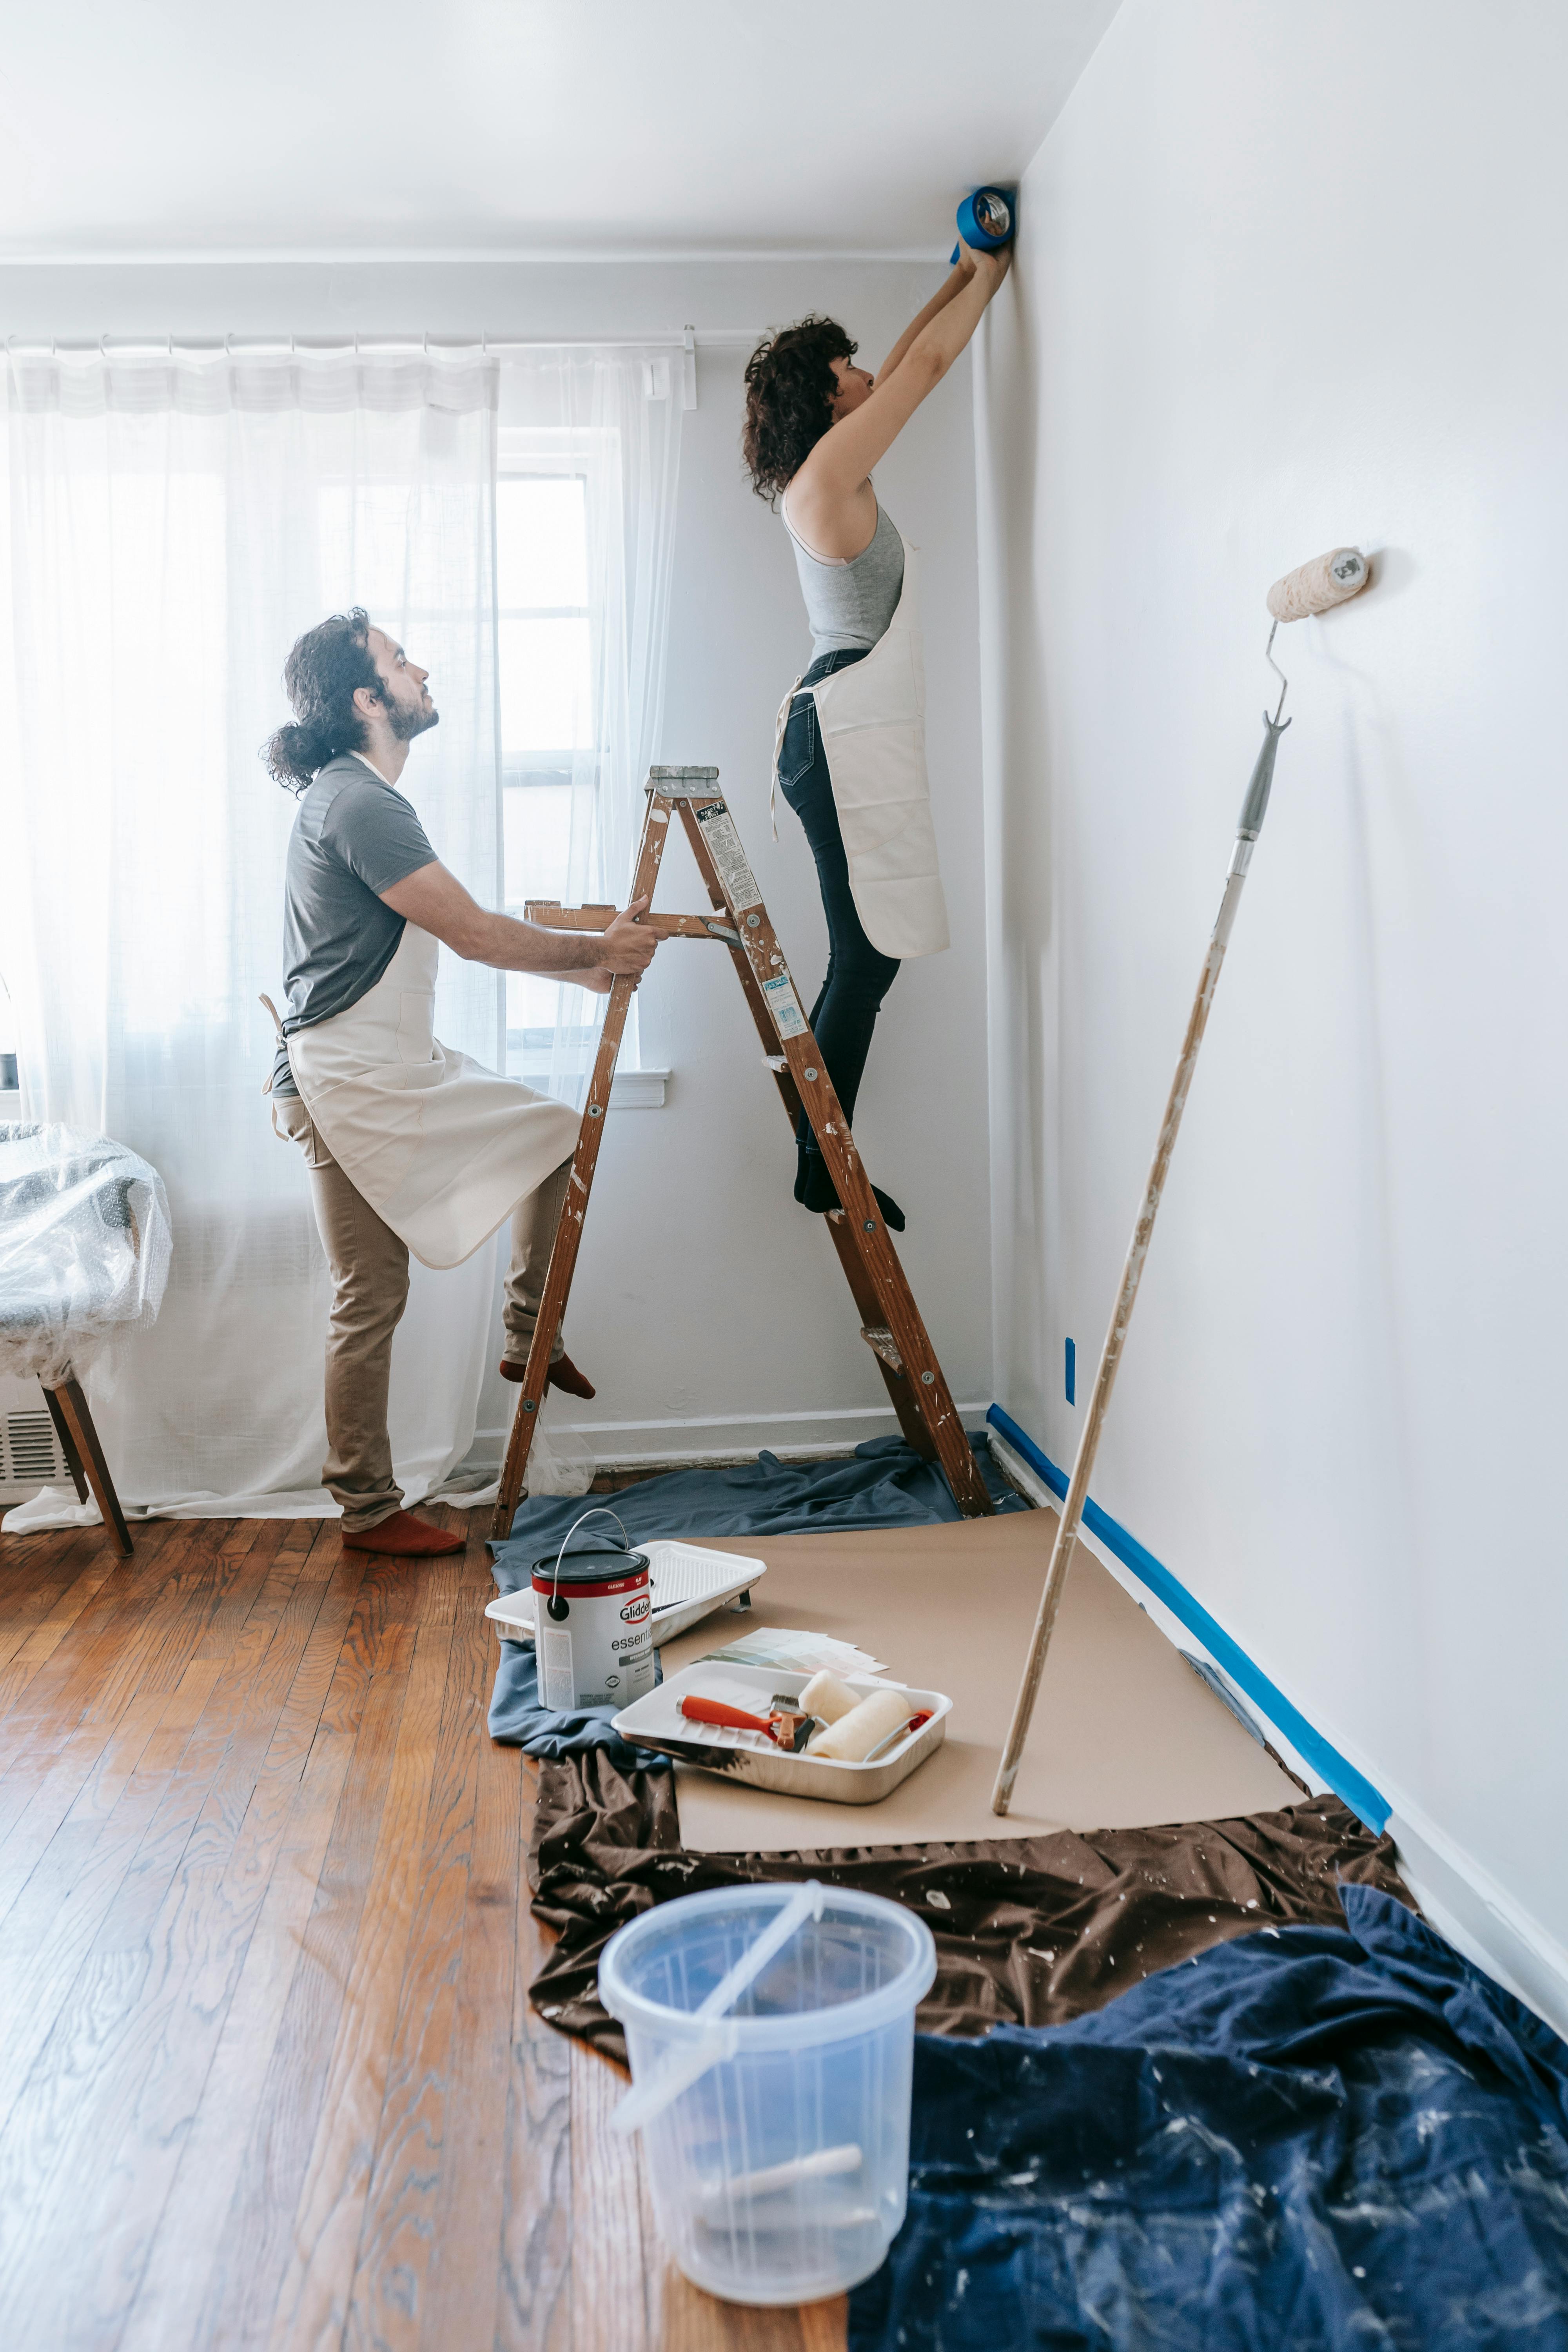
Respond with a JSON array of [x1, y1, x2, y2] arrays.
[[791, 243, 1011, 524]]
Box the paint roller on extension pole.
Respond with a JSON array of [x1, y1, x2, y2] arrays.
[[990, 546, 1371, 1817]]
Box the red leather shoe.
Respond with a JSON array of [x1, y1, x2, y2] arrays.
[[341, 1510, 464, 1556], [499, 1353, 597, 1401]]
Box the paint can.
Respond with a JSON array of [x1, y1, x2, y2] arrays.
[[951, 185, 1014, 263], [533, 1507, 655, 1711]]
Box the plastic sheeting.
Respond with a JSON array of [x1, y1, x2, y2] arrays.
[[0, 1123, 171, 1386], [851, 1885, 1568, 2352]]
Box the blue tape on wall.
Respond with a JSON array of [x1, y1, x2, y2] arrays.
[[986, 1404, 1390, 1832]]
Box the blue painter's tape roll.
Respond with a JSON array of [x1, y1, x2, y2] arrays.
[[951, 185, 1014, 264]]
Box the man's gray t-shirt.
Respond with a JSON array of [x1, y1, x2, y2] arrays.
[[271, 753, 437, 1096]]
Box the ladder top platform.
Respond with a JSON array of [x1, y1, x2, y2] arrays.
[[646, 766, 721, 796]]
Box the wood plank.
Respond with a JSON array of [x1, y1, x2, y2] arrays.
[[264, 1550, 459, 2352], [405, 1545, 526, 2352], [0, 1519, 287, 1925], [0, 1514, 262, 1797], [497, 1757, 573, 2352], [344, 1541, 486, 2352], [0, 1519, 335, 2343], [570, 2036, 652, 2352], [0, 1538, 121, 1677], [192, 1553, 420, 2352], [116, 1589, 368, 2352], [0, 1651, 225, 2143], [80, 1533, 369, 2346]]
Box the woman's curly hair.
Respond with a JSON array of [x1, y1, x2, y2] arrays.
[[262, 607, 384, 793], [742, 316, 858, 503]]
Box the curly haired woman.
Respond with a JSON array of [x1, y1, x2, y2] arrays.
[[743, 240, 1011, 1232]]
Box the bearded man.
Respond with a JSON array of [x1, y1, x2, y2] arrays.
[[263, 608, 654, 1556]]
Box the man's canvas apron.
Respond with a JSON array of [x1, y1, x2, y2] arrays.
[[283, 921, 580, 1270], [773, 529, 950, 961]]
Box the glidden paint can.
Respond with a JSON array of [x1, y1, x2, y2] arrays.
[[534, 1537, 655, 1711]]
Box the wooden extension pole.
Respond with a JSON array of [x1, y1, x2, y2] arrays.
[[991, 714, 1291, 1815]]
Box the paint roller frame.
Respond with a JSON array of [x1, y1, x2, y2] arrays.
[[990, 549, 1372, 1816]]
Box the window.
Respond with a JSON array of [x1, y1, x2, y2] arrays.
[[498, 428, 638, 1084]]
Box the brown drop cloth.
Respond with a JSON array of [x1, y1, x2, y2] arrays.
[[527, 1755, 1416, 2063]]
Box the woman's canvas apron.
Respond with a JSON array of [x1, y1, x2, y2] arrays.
[[773, 529, 950, 960], [283, 921, 580, 1270]]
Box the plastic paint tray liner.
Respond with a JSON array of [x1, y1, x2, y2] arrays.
[[612, 1661, 951, 1807], [484, 1540, 767, 1649]]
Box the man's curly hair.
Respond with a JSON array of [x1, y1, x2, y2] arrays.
[[742, 316, 858, 503]]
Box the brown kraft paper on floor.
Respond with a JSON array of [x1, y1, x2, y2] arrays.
[[526, 1753, 1417, 2064], [648, 1515, 1307, 1847]]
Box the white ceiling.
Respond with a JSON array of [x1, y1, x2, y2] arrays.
[[0, 1, 1119, 262]]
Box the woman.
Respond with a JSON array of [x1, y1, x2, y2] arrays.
[[743, 240, 1011, 1231]]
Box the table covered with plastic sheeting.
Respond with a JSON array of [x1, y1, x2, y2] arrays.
[[0, 1123, 172, 1385]]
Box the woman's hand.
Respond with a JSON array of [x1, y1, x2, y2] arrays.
[[960, 238, 1012, 293]]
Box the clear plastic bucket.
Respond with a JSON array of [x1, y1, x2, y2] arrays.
[[598, 1882, 936, 2305]]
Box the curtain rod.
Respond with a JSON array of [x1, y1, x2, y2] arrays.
[[4, 327, 768, 360]]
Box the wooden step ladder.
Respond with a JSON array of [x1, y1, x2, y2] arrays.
[[489, 766, 994, 1539]]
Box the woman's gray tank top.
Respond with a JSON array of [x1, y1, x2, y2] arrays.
[[781, 490, 905, 659]]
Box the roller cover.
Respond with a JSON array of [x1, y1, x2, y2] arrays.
[[798, 1670, 865, 1726], [1266, 547, 1368, 622], [807, 1686, 912, 1762]]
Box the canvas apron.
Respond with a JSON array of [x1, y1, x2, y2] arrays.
[[279, 920, 581, 1270], [771, 529, 949, 961]]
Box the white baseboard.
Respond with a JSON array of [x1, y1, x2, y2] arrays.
[[471, 1399, 993, 1472], [1381, 1802, 1568, 2043], [989, 1426, 1568, 2043]]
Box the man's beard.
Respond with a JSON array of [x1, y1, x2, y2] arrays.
[[387, 695, 439, 743]]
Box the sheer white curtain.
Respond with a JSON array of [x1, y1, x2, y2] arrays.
[[1, 348, 505, 1515], [497, 348, 683, 1103]]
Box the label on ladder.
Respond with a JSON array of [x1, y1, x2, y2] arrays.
[[695, 803, 762, 912], [761, 973, 809, 1040]]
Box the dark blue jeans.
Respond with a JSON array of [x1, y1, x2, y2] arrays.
[[777, 649, 901, 1211]]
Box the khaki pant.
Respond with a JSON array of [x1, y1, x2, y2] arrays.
[[274, 1093, 570, 1533]]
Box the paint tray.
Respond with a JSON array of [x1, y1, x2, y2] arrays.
[[484, 1541, 768, 1649], [611, 1662, 950, 1806]]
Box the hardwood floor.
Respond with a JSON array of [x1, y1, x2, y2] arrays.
[[0, 1510, 849, 2351]]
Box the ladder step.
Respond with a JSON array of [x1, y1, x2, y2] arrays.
[[860, 1325, 904, 1373]]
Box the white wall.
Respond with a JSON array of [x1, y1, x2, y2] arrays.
[[1, 258, 994, 1465], [978, 0, 1568, 1967]]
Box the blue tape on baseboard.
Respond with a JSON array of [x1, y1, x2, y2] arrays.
[[986, 1404, 1390, 1833]]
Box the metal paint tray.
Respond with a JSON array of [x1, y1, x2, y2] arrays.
[[484, 1541, 768, 1648], [611, 1661, 951, 1806]]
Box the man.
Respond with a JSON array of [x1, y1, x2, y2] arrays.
[[263, 608, 655, 1557]]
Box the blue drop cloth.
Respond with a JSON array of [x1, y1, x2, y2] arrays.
[[850, 1884, 1568, 2352], [491, 1432, 1020, 1577], [488, 1434, 1020, 1762], [487, 1640, 662, 1769]]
